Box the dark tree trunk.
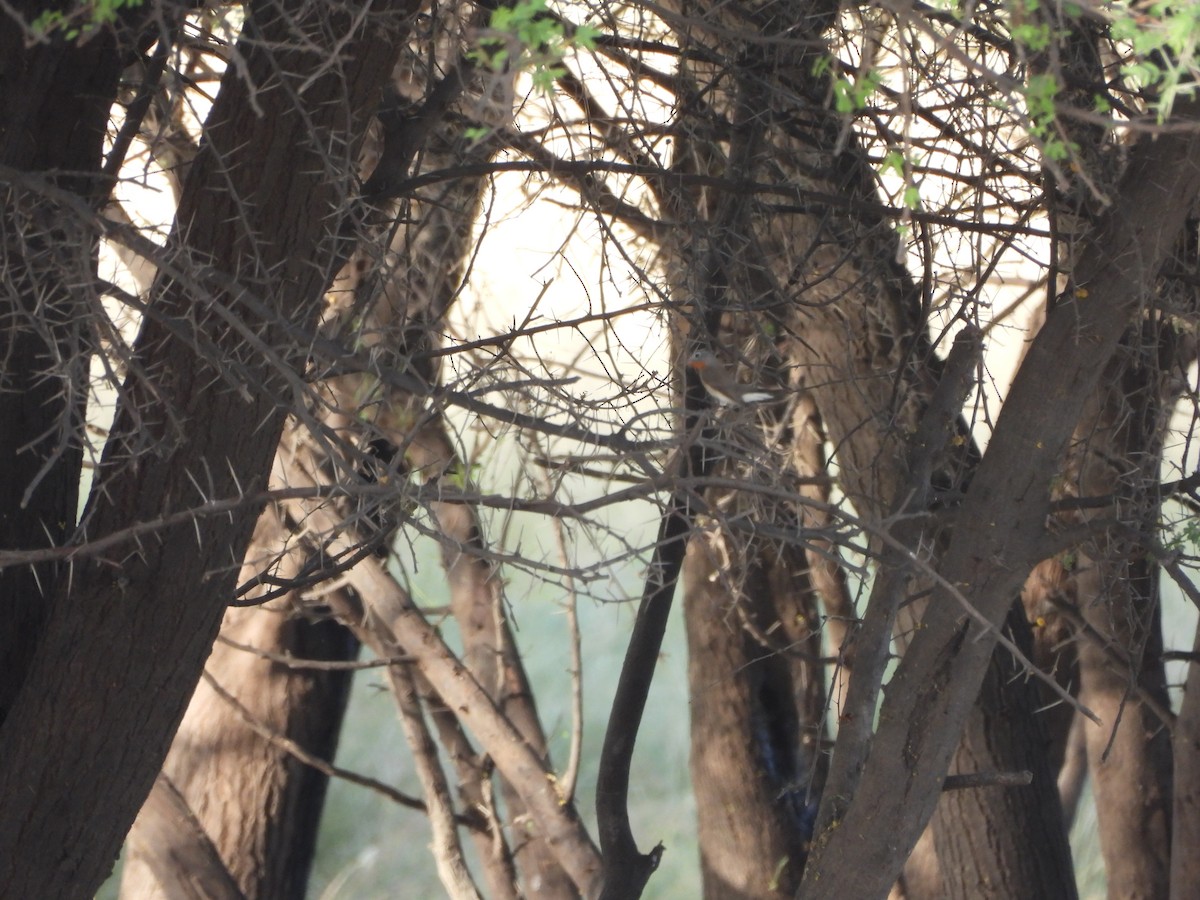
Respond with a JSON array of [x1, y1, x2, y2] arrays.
[[0, 3, 409, 894], [930, 606, 1077, 899], [0, 4, 129, 722]]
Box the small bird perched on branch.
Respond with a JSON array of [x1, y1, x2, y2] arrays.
[[687, 349, 776, 406]]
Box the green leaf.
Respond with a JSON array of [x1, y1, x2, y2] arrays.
[[574, 23, 601, 50], [881, 150, 906, 176]]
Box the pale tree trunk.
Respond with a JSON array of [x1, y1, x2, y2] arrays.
[[275, 446, 604, 894], [0, 3, 408, 894], [402, 423, 575, 895], [274, 431, 527, 899], [124, 774, 245, 900], [329, 91, 576, 896], [121, 507, 357, 899], [789, 395, 856, 715], [325, 27, 575, 885]]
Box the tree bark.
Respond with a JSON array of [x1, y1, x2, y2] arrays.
[[685, 533, 825, 898], [801, 94, 1200, 900], [663, 2, 1073, 895], [1172, 624, 1200, 900], [121, 511, 357, 900], [0, 3, 408, 894], [1046, 323, 1181, 900], [929, 606, 1077, 899], [123, 774, 245, 900], [0, 3, 132, 722]]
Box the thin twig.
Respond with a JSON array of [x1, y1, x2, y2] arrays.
[[381, 645, 483, 899], [531, 435, 586, 802], [942, 770, 1033, 791], [199, 670, 460, 822], [216, 634, 413, 670]]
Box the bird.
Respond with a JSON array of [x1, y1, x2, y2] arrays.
[[686, 349, 776, 406], [356, 438, 407, 557]]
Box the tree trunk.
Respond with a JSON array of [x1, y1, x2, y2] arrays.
[[788, 394, 856, 714], [685, 533, 825, 898], [121, 509, 357, 899], [1024, 10, 1178, 891], [1059, 337, 1176, 899], [321, 32, 574, 889], [0, 3, 408, 894], [664, 2, 1073, 894], [1172, 624, 1200, 899], [122, 774, 245, 900], [930, 606, 1077, 899], [801, 92, 1200, 899], [0, 3, 130, 723]]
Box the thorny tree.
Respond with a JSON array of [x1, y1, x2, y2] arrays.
[[3, 1, 1200, 899]]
